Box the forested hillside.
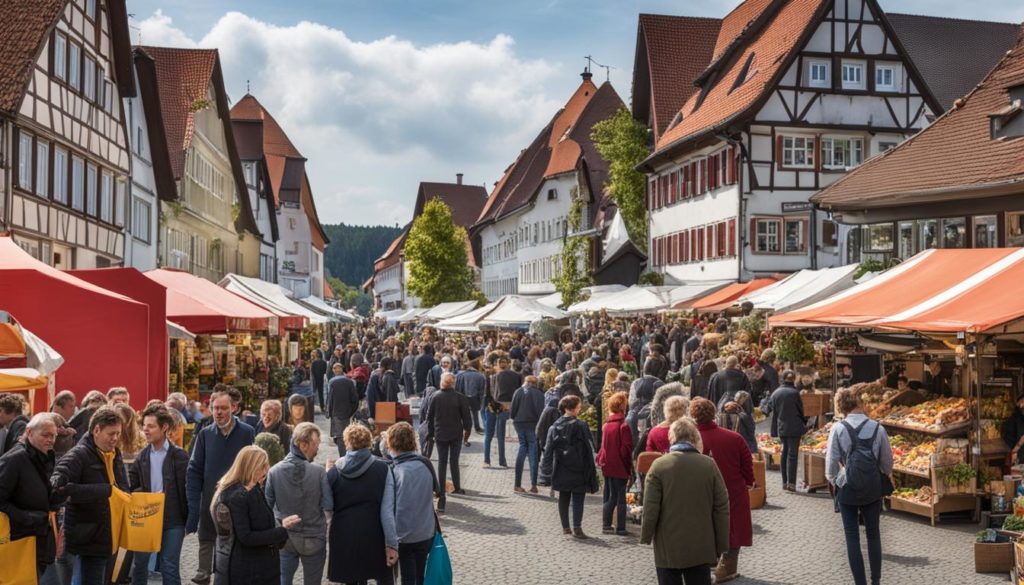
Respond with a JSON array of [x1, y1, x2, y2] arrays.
[[322, 223, 403, 286]]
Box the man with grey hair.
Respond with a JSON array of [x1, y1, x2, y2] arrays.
[[266, 422, 332, 585], [425, 372, 473, 513], [0, 412, 60, 577]]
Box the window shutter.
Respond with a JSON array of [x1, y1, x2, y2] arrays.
[[669, 171, 677, 204], [661, 175, 669, 207], [683, 229, 690, 262], [709, 156, 717, 191], [706, 225, 714, 259], [676, 232, 684, 262], [728, 218, 737, 256], [729, 146, 738, 185], [750, 218, 759, 253], [802, 219, 810, 253], [776, 135, 784, 170], [682, 165, 690, 197], [690, 161, 698, 195]]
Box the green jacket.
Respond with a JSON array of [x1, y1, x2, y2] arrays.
[[640, 450, 730, 569]]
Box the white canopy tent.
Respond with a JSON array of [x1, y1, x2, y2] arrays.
[[300, 296, 357, 322], [435, 301, 500, 332], [569, 285, 677, 316], [436, 296, 566, 331], [374, 308, 407, 320], [421, 300, 479, 321], [536, 292, 564, 308], [218, 274, 328, 324], [738, 264, 860, 313], [393, 308, 429, 323], [665, 282, 732, 311]]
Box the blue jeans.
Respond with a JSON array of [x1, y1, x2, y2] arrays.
[[40, 550, 74, 585], [78, 556, 107, 585], [132, 525, 185, 585], [513, 422, 539, 487], [839, 499, 882, 585], [483, 409, 509, 466], [280, 538, 326, 585]]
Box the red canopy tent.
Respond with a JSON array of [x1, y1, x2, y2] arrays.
[[687, 279, 778, 313], [71, 268, 169, 406], [144, 268, 282, 334], [0, 236, 152, 408], [770, 248, 1024, 334]]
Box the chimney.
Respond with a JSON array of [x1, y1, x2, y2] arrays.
[[581, 67, 593, 82], [456, 173, 463, 185]]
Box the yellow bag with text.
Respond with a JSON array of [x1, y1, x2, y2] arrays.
[[120, 492, 165, 553], [108, 487, 131, 553], [0, 512, 38, 585]]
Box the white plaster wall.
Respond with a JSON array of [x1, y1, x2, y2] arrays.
[[122, 71, 158, 271]]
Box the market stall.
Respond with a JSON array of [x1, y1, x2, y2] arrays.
[[420, 301, 479, 322], [666, 281, 732, 311], [569, 285, 676, 316], [219, 274, 326, 325], [435, 295, 566, 331], [738, 264, 860, 313], [0, 236, 153, 408], [435, 301, 500, 332], [687, 278, 778, 313], [299, 295, 357, 322], [0, 312, 63, 413]]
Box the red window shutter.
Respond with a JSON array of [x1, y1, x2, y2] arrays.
[[709, 156, 716, 191], [750, 218, 759, 252], [728, 146, 737, 185], [683, 230, 689, 262], [669, 171, 677, 203], [776, 136, 784, 170], [653, 177, 660, 209], [728, 218, 737, 256], [697, 227, 705, 260], [691, 230, 698, 261], [690, 162, 698, 195], [676, 232, 684, 262], [717, 222, 726, 258], [802, 219, 810, 253], [682, 165, 690, 197]]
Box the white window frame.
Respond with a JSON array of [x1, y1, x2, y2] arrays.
[[781, 135, 815, 169], [83, 56, 95, 101], [54, 33, 67, 80], [53, 147, 68, 205], [36, 141, 49, 198], [132, 197, 152, 243], [86, 162, 97, 216], [807, 60, 830, 88], [875, 64, 897, 91], [820, 136, 864, 170], [71, 156, 84, 211], [17, 132, 33, 191], [841, 61, 865, 90], [754, 218, 781, 254], [68, 43, 80, 90], [100, 171, 113, 223]]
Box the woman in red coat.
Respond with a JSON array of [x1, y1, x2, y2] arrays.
[[597, 392, 633, 536], [690, 397, 754, 584]]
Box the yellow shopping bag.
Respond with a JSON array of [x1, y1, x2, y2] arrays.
[[109, 487, 131, 553], [121, 492, 165, 553], [0, 512, 38, 585]]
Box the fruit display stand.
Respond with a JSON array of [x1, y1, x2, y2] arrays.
[[799, 423, 832, 492], [757, 434, 782, 470], [886, 434, 975, 526]]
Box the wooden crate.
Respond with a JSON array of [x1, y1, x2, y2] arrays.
[[801, 392, 832, 417], [976, 541, 1014, 573], [753, 458, 766, 490], [749, 486, 766, 510], [758, 448, 781, 470], [802, 452, 828, 491]]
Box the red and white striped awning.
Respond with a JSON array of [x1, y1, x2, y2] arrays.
[[770, 248, 1024, 334]]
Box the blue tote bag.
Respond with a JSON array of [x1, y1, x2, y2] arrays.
[[423, 529, 453, 585]]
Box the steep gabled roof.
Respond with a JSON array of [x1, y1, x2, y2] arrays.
[[0, 0, 134, 115], [416, 182, 488, 229], [887, 13, 1021, 110], [632, 14, 722, 142], [132, 48, 176, 202], [230, 94, 307, 207], [812, 27, 1024, 210], [710, 0, 778, 63], [301, 172, 329, 248], [136, 46, 259, 236], [474, 73, 624, 228], [374, 225, 409, 272]]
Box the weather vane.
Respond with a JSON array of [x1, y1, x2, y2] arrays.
[[584, 55, 615, 82]]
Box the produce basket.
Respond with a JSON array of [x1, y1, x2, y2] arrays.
[[976, 539, 1013, 573]]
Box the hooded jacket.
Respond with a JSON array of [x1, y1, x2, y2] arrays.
[[0, 441, 57, 564], [266, 444, 332, 541]]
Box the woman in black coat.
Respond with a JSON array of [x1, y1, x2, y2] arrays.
[[213, 446, 295, 585], [540, 395, 597, 540]]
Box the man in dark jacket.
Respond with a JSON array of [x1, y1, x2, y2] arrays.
[[414, 343, 436, 396], [311, 349, 329, 413], [0, 393, 29, 456], [51, 406, 131, 585], [326, 363, 360, 456], [130, 405, 189, 585], [484, 358, 521, 468], [367, 357, 401, 420], [708, 356, 753, 410], [425, 373, 472, 513], [253, 399, 293, 448], [763, 370, 807, 491], [0, 412, 60, 577], [455, 359, 487, 433], [511, 376, 546, 493], [185, 391, 255, 585]]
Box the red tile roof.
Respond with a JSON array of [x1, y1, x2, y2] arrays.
[[652, 0, 827, 156], [812, 27, 1024, 210], [475, 75, 624, 227], [712, 0, 777, 61], [633, 14, 722, 141], [231, 94, 304, 159], [416, 182, 488, 229], [374, 227, 409, 271], [136, 46, 219, 180]]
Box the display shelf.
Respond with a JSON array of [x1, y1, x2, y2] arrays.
[[892, 464, 931, 479], [887, 493, 976, 526], [880, 419, 972, 437]]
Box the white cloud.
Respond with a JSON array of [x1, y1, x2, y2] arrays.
[[131, 11, 567, 226]]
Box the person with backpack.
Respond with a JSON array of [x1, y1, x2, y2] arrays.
[[597, 392, 633, 536], [540, 395, 598, 539], [826, 387, 894, 585]]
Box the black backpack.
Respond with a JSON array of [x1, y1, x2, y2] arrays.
[[552, 420, 587, 473], [839, 420, 888, 505]]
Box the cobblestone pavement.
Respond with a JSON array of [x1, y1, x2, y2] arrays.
[[169, 414, 1007, 584]]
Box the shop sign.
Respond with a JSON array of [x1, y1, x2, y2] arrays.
[[781, 201, 814, 213]]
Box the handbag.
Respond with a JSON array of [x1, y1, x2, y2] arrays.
[[0, 512, 37, 585], [423, 524, 453, 585], [422, 436, 435, 459]]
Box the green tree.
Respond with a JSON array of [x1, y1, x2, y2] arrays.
[[326, 275, 373, 316], [404, 198, 475, 306], [553, 188, 592, 307], [591, 107, 651, 252]]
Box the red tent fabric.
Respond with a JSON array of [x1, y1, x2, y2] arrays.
[[0, 236, 152, 408], [71, 268, 169, 407], [689, 279, 778, 313], [771, 248, 1024, 333], [145, 268, 278, 334]]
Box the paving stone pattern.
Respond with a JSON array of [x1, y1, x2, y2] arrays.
[[169, 415, 1006, 584]]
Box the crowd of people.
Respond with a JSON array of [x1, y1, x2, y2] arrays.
[[0, 312, 897, 585]]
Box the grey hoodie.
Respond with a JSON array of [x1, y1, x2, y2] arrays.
[[265, 445, 332, 540], [391, 453, 437, 544], [334, 448, 398, 548]]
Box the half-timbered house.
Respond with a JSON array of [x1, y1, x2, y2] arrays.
[[0, 0, 134, 268], [637, 0, 1013, 284]]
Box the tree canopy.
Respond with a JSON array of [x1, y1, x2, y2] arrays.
[[403, 198, 476, 306], [591, 107, 650, 252], [321, 223, 403, 287]]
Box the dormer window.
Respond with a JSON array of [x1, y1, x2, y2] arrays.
[[547, 188, 557, 200], [807, 60, 830, 88]]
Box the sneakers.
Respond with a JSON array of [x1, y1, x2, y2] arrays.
[[191, 576, 210, 585], [483, 462, 492, 469]]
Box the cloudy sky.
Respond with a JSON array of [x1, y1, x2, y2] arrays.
[[127, 0, 1024, 227]]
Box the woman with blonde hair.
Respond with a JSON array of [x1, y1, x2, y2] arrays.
[[601, 367, 620, 422], [113, 402, 145, 464], [646, 395, 691, 454], [212, 446, 296, 585]]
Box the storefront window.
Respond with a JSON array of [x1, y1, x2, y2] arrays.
[[847, 227, 862, 263], [941, 217, 966, 249], [784, 220, 804, 254], [918, 219, 938, 251], [1008, 212, 1024, 247], [866, 223, 894, 252], [974, 215, 998, 248], [898, 221, 915, 259]]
